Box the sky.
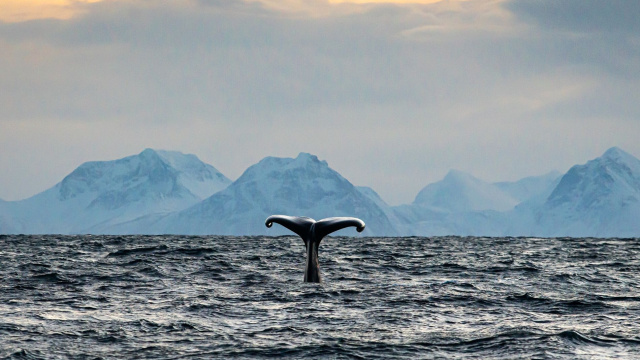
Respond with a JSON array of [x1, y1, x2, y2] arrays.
[[1, 0, 639, 205]]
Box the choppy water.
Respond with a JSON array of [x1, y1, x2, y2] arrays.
[[0, 235, 639, 359]]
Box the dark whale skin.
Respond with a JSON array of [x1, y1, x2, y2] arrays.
[[265, 215, 365, 283]]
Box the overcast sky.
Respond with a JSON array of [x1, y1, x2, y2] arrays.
[[1, 0, 639, 205]]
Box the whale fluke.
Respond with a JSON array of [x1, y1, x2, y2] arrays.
[[265, 215, 365, 283], [265, 215, 315, 238]]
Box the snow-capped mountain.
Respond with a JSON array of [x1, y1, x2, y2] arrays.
[[395, 148, 640, 237], [0, 149, 230, 234], [529, 147, 640, 237], [389, 169, 565, 236], [413, 170, 519, 212], [140, 153, 398, 236], [153, 150, 230, 199], [2, 147, 639, 237]]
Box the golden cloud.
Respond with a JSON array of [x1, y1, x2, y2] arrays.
[[0, 0, 454, 23], [0, 0, 103, 23], [329, 0, 443, 3]]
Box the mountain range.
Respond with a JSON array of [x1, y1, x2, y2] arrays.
[[0, 149, 230, 234], [1, 147, 639, 237]]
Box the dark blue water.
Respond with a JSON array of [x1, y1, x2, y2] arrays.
[[0, 235, 639, 359]]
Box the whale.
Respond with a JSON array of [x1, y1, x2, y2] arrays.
[[265, 215, 365, 283]]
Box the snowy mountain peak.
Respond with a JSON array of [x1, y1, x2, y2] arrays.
[[237, 152, 341, 187], [547, 147, 640, 206], [149, 153, 398, 236], [253, 152, 328, 172], [596, 147, 640, 171], [442, 169, 483, 185], [0, 150, 232, 234], [294, 152, 328, 166], [58, 152, 169, 201], [602, 146, 630, 161], [155, 149, 207, 171], [139, 147, 161, 158], [296, 152, 317, 161], [414, 170, 519, 212], [534, 147, 640, 237], [153, 150, 231, 198], [57, 149, 230, 202]]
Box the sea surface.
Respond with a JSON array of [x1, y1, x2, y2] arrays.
[[0, 235, 639, 359]]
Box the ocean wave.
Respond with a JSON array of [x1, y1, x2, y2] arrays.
[[0, 235, 638, 359]]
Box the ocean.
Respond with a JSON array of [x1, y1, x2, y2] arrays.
[[0, 235, 638, 359]]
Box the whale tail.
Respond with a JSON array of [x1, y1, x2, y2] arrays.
[[265, 215, 315, 239], [265, 215, 366, 282], [312, 217, 366, 240], [265, 215, 365, 240]]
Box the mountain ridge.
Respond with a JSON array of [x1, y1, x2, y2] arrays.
[[134, 152, 398, 236], [413, 169, 520, 212], [0, 149, 231, 234], [530, 147, 640, 237], [1, 147, 639, 237]]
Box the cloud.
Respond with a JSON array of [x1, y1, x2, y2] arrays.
[[0, 0, 104, 22], [506, 0, 640, 35], [329, 0, 443, 3], [0, 0, 540, 121], [0, 1, 440, 121], [506, 0, 640, 77], [0, 0, 639, 204]]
